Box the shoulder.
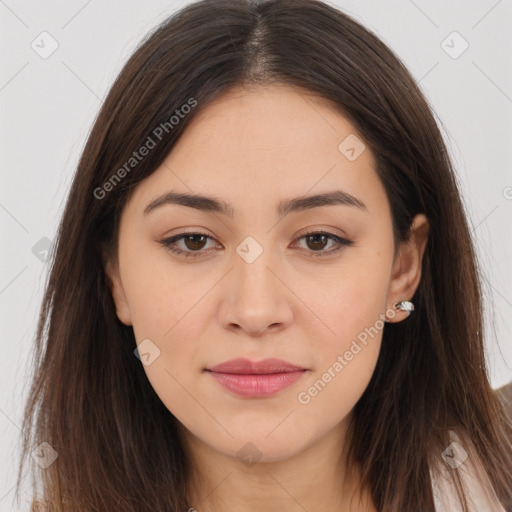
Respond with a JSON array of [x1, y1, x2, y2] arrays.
[[430, 430, 506, 512]]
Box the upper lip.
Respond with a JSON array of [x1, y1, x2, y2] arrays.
[[206, 358, 306, 374]]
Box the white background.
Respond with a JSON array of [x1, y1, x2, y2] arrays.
[[1, 0, 511, 509]]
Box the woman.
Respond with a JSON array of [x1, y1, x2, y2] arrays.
[[16, 0, 512, 510]]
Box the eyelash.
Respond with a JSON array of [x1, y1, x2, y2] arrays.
[[159, 229, 354, 259]]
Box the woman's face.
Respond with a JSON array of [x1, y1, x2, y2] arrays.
[[106, 83, 428, 463]]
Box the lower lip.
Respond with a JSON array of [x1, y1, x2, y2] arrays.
[[207, 370, 307, 397]]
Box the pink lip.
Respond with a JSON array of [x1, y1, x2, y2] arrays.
[[205, 358, 308, 398]]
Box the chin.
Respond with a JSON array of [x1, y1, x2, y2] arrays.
[[207, 429, 309, 465]]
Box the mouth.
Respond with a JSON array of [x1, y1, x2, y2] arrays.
[[204, 358, 309, 398]]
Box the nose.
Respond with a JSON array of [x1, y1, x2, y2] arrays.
[[219, 246, 293, 338]]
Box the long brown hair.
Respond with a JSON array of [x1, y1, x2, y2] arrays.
[[16, 0, 512, 510]]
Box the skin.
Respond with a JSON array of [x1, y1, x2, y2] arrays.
[[106, 83, 429, 511]]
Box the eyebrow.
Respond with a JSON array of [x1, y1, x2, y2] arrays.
[[143, 189, 367, 218]]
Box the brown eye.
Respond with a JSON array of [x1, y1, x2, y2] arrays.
[[305, 233, 330, 251], [295, 230, 354, 257], [183, 234, 208, 251], [160, 232, 218, 259]]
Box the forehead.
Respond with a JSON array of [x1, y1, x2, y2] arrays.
[[175, 83, 369, 161], [129, 84, 387, 219]]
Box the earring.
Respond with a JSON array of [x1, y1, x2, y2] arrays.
[[394, 300, 414, 312], [384, 300, 415, 323]]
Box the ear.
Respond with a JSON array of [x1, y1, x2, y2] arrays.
[[386, 213, 430, 323], [104, 258, 133, 326]]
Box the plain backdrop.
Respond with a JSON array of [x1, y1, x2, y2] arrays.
[[1, 0, 511, 509]]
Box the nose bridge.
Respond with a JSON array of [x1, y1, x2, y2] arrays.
[[222, 234, 292, 334], [233, 234, 279, 301]]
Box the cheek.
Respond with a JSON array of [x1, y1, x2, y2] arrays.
[[121, 241, 213, 341], [126, 271, 210, 411], [296, 291, 385, 424], [296, 334, 381, 435], [122, 257, 207, 427], [295, 245, 391, 349], [118, 245, 211, 407], [294, 249, 389, 412]]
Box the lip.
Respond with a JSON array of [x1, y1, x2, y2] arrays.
[[205, 358, 308, 398], [207, 357, 306, 374]]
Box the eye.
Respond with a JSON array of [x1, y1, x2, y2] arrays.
[[159, 232, 219, 259], [159, 229, 354, 259], [293, 229, 354, 257]]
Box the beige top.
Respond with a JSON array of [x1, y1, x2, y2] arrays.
[[430, 431, 506, 512]]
